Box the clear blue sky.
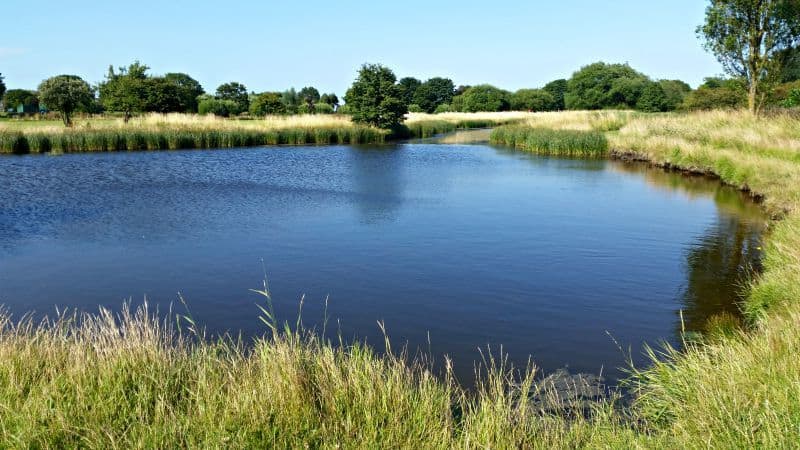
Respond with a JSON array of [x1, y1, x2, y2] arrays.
[[1, 0, 721, 95]]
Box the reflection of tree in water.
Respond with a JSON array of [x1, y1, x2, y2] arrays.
[[612, 161, 767, 336], [349, 145, 407, 224], [680, 212, 763, 334]]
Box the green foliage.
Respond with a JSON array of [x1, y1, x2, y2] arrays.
[[281, 88, 300, 114], [698, 0, 800, 113], [144, 77, 182, 113], [215, 82, 249, 114], [164, 73, 204, 113], [0, 73, 5, 101], [320, 93, 339, 109], [565, 62, 651, 110], [197, 96, 240, 117], [314, 102, 335, 114], [37, 75, 95, 126], [780, 46, 800, 82], [408, 104, 423, 113], [433, 103, 451, 113], [543, 79, 568, 111], [398, 77, 421, 105], [460, 84, 511, 112], [491, 125, 608, 157], [659, 79, 692, 111], [636, 82, 669, 112], [412, 77, 455, 113], [3, 89, 39, 112], [249, 92, 287, 116], [98, 62, 150, 120], [511, 88, 555, 111], [344, 63, 408, 129], [450, 95, 465, 112], [683, 78, 747, 110], [783, 88, 800, 107], [298, 86, 320, 112]]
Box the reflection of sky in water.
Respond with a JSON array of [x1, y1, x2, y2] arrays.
[[0, 144, 766, 383]]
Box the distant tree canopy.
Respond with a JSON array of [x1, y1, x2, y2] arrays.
[[780, 47, 800, 82], [249, 92, 286, 116], [3, 89, 38, 111], [459, 85, 511, 112], [164, 73, 204, 113], [344, 63, 407, 129], [298, 86, 320, 112], [38, 75, 95, 126], [511, 88, 555, 111], [215, 82, 249, 114], [543, 79, 568, 110], [683, 77, 746, 110], [636, 82, 670, 112], [197, 95, 240, 117], [0, 73, 5, 103], [412, 77, 455, 113], [320, 93, 339, 109], [659, 79, 693, 111], [698, 0, 800, 114], [565, 62, 652, 110], [398, 77, 421, 105]]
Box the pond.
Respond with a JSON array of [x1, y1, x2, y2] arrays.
[[0, 142, 766, 383]]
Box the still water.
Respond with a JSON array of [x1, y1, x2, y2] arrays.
[[0, 142, 766, 382]]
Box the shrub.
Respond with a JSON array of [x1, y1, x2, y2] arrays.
[[408, 104, 423, 113], [198, 98, 242, 117], [511, 89, 555, 111], [315, 102, 335, 114], [433, 104, 452, 114], [636, 82, 669, 112], [460, 85, 511, 112], [249, 92, 286, 116]]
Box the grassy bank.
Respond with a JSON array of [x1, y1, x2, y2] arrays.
[[0, 112, 531, 154], [1, 110, 799, 447]]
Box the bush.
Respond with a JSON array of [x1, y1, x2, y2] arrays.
[[433, 104, 452, 114], [315, 102, 335, 114], [636, 82, 669, 112], [249, 92, 286, 116], [511, 89, 555, 111], [198, 98, 241, 117], [460, 85, 511, 112], [408, 104, 423, 113], [565, 62, 651, 110]]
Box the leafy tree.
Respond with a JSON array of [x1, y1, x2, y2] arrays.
[[144, 77, 182, 113], [659, 79, 693, 110], [216, 82, 249, 114], [683, 78, 746, 110], [320, 93, 339, 109], [281, 88, 300, 114], [344, 63, 408, 129], [249, 92, 287, 116], [0, 73, 5, 104], [543, 79, 568, 110], [197, 95, 240, 117], [434, 103, 452, 113], [636, 82, 669, 112], [450, 94, 465, 112], [779, 46, 800, 82], [98, 62, 150, 121], [398, 77, 421, 105], [298, 86, 320, 112], [315, 102, 335, 114], [164, 73, 204, 112], [565, 62, 651, 110], [511, 88, 555, 111], [698, 0, 800, 114], [454, 85, 470, 96], [412, 77, 455, 113], [408, 104, 424, 113], [3, 89, 38, 111], [37, 75, 95, 126], [460, 84, 511, 112]]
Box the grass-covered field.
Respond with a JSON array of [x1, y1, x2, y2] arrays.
[[1, 110, 799, 447], [0, 112, 529, 153]]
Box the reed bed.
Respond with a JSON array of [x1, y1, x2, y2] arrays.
[[490, 126, 609, 157]]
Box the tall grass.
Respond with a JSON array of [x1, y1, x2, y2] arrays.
[[490, 126, 608, 157], [0, 113, 385, 154]]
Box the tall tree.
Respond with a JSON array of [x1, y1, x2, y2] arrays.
[[298, 86, 320, 113], [0, 73, 5, 104], [164, 73, 204, 113], [344, 63, 407, 129], [698, 0, 800, 114], [412, 77, 455, 113], [38, 75, 95, 126], [3, 89, 38, 111], [398, 77, 421, 105], [215, 82, 249, 114], [543, 79, 568, 111], [98, 62, 150, 122], [320, 93, 339, 109]]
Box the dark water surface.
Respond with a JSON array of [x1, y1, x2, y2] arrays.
[[0, 143, 766, 382]]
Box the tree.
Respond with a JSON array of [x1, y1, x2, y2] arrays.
[[683, 78, 747, 110], [281, 88, 300, 114], [164, 73, 204, 113], [344, 63, 408, 129], [636, 82, 669, 112], [298, 86, 320, 113], [249, 92, 287, 116], [460, 84, 511, 112], [38, 75, 95, 126], [511, 88, 555, 111], [144, 77, 183, 113], [198, 95, 239, 117], [3, 89, 38, 112], [543, 79, 568, 110], [779, 46, 800, 81], [659, 79, 693, 110], [398, 77, 421, 105], [98, 62, 150, 122], [320, 93, 339, 109], [0, 73, 5, 105], [565, 62, 651, 110], [412, 77, 455, 113], [216, 82, 249, 114], [698, 0, 800, 114]]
